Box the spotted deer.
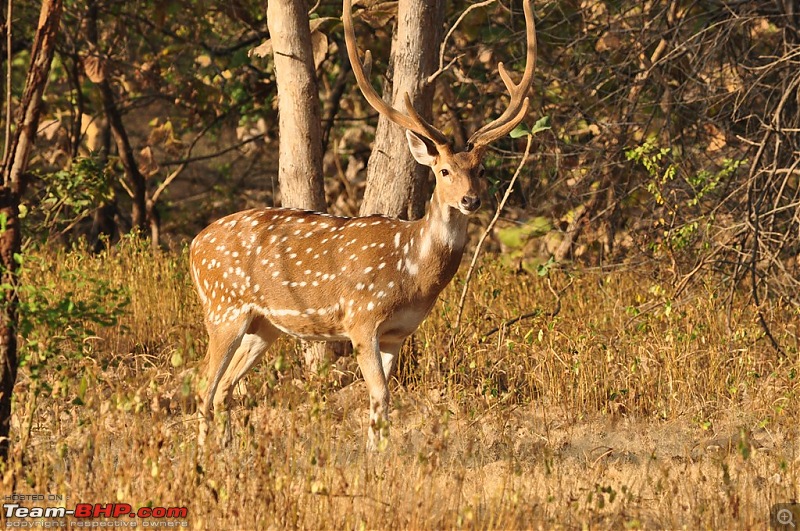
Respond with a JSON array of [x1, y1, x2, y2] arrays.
[[189, 0, 536, 449]]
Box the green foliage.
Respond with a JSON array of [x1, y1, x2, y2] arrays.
[[28, 155, 113, 237], [626, 139, 745, 254], [1, 250, 129, 384]]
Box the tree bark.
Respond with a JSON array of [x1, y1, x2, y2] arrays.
[[0, 0, 62, 461], [86, 0, 148, 234], [267, 0, 332, 368], [267, 0, 326, 211], [359, 0, 445, 220]]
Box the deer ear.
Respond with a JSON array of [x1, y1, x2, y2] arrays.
[[406, 130, 438, 166]]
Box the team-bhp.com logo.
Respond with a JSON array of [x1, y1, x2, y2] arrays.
[[4, 499, 188, 527]]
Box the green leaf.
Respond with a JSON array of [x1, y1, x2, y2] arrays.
[[509, 116, 551, 138], [530, 115, 551, 135], [509, 122, 531, 138]]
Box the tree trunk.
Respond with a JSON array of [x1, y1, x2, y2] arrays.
[[86, 0, 148, 234], [267, 0, 326, 211], [0, 0, 62, 461], [359, 0, 445, 220], [267, 0, 333, 369]]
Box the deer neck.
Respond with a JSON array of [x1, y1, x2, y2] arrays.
[[403, 187, 469, 293]]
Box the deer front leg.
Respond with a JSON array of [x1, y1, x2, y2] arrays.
[[379, 339, 403, 382], [353, 334, 390, 451]]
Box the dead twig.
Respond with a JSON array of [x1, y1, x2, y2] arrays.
[[454, 133, 533, 331]]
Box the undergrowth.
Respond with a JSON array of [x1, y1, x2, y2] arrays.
[[0, 238, 797, 529]]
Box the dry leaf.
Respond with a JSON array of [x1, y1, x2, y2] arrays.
[[250, 17, 336, 60], [311, 32, 328, 70], [138, 146, 159, 178], [84, 55, 106, 83], [703, 123, 727, 152]]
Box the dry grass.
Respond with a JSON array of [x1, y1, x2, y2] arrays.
[[2, 238, 799, 529]]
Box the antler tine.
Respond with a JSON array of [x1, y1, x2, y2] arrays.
[[343, 0, 449, 147], [468, 0, 537, 148]]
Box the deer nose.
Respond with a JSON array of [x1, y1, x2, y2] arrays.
[[460, 195, 481, 212]]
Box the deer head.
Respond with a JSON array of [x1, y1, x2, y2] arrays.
[[343, 0, 536, 216]]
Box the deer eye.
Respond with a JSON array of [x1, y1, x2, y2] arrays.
[[441, 169, 450, 177], [478, 168, 485, 178]]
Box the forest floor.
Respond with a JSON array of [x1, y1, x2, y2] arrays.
[[1, 239, 798, 529]]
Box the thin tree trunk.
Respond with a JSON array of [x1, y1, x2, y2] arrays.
[[86, 0, 147, 233], [267, 0, 326, 211], [267, 0, 332, 369], [359, 0, 445, 220], [0, 0, 62, 461]]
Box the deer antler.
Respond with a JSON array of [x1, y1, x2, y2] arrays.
[[467, 0, 536, 149], [343, 0, 450, 147]]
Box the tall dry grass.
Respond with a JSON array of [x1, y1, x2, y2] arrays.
[[1, 239, 798, 529]]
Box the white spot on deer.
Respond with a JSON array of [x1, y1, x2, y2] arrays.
[[312, 281, 319, 287], [256, 246, 263, 255], [356, 282, 365, 291], [361, 245, 369, 251], [295, 260, 303, 266], [304, 269, 311, 275], [394, 232, 401, 248], [341, 265, 347, 272], [290, 282, 298, 287], [289, 253, 297, 259], [364, 266, 373, 274], [322, 273, 330, 281], [293, 230, 301, 236], [388, 281, 395, 289], [251, 220, 259, 227], [254, 284, 260, 293], [406, 261, 419, 276], [377, 291, 386, 298], [367, 302, 375, 311], [306, 247, 313, 253], [349, 254, 357, 260], [378, 262, 386, 270]]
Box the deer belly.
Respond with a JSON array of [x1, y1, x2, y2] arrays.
[[257, 304, 348, 341]]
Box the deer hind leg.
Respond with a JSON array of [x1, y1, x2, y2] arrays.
[[352, 332, 390, 451], [197, 313, 252, 447], [214, 315, 281, 444]]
